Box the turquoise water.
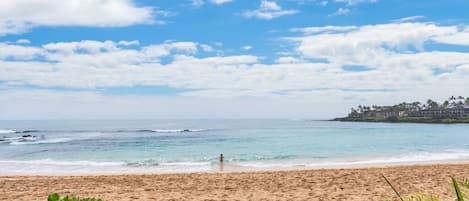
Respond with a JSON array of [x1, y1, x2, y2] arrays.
[[1, 120, 469, 174]]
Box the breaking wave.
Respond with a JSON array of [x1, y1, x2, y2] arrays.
[[0, 129, 42, 134], [9, 138, 73, 145], [0, 129, 16, 134], [136, 129, 211, 133], [0, 159, 124, 167]]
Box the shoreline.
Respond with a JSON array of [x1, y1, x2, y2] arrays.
[[2, 158, 469, 177], [2, 162, 469, 200]]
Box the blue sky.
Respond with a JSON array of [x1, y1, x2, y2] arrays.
[[0, 0, 468, 119]]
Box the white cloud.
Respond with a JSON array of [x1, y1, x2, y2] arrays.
[[191, 0, 233, 7], [209, 0, 234, 5], [275, 56, 304, 64], [433, 27, 469, 46], [291, 26, 357, 34], [284, 22, 469, 96], [191, 0, 205, 7], [200, 44, 214, 52], [0, 0, 158, 36], [118, 40, 140, 46], [333, 0, 377, 6], [288, 23, 457, 63], [320, 1, 328, 6], [43, 40, 118, 54], [213, 42, 223, 47], [15, 39, 31, 44], [392, 16, 425, 23], [0, 43, 44, 60], [329, 8, 350, 16], [242, 0, 299, 20], [242, 45, 253, 50]]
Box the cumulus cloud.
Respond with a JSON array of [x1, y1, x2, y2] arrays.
[[433, 27, 469, 46], [0, 0, 160, 35], [118, 40, 140, 46], [275, 56, 304, 64], [0, 43, 44, 60], [288, 23, 457, 63], [242, 0, 299, 20], [283, 22, 469, 98]]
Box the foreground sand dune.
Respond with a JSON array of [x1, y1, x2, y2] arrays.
[[2, 163, 469, 201]]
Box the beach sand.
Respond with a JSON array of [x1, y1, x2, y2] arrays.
[[2, 163, 469, 201]]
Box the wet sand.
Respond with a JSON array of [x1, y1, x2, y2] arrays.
[[1, 163, 468, 201]]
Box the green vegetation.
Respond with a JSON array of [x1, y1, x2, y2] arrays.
[[335, 96, 469, 123], [384, 175, 469, 201], [48, 193, 103, 201]]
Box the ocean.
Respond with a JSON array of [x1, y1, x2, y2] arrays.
[[1, 119, 469, 175]]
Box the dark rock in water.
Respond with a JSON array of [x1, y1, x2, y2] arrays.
[[182, 129, 190, 132]]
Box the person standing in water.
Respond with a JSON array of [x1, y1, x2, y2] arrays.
[[219, 153, 224, 171]]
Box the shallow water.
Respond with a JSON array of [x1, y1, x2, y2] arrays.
[[1, 119, 469, 174]]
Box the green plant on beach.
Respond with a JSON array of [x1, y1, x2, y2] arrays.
[[47, 193, 103, 201], [389, 193, 441, 201], [384, 175, 469, 201]]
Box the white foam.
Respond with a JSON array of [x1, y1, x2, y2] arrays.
[[159, 161, 212, 166], [0, 129, 16, 134], [0, 159, 213, 175], [237, 149, 469, 169], [3, 150, 469, 175], [10, 138, 73, 145], [151, 129, 208, 133], [0, 159, 124, 166]]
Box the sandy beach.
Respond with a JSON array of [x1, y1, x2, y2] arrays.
[[2, 163, 469, 201]]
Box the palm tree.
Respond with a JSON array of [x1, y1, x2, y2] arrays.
[[427, 99, 439, 109], [412, 101, 422, 110], [350, 108, 358, 116], [443, 100, 449, 108]]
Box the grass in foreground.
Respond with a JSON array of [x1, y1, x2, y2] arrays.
[[47, 193, 102, 201], [384, 175, 469, 201]]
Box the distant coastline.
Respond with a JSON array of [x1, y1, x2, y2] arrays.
[[334, 96, 469, 123], [333, 116, 469, 124]]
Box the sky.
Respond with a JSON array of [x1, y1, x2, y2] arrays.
[[0, 0, 469, 120]]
